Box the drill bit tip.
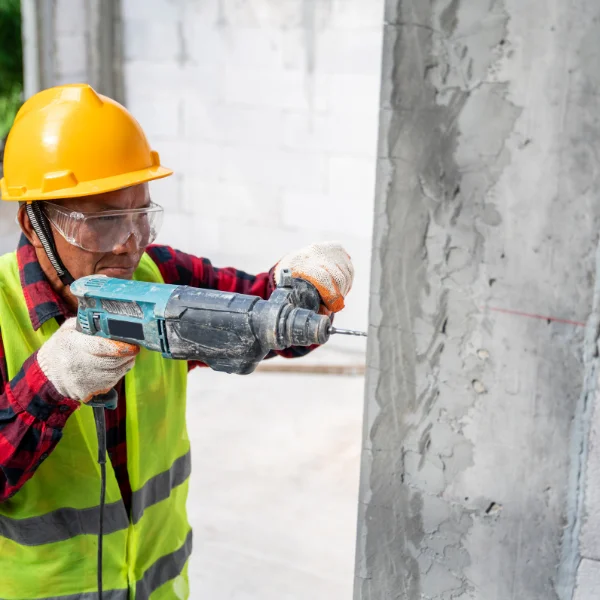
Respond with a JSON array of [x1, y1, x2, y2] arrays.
[[329, 326, 368, 337]]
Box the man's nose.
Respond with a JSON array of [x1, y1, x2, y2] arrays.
[[112, 232, 139, 255]]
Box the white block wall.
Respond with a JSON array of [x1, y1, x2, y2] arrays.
[[121, 0, 384, 351]]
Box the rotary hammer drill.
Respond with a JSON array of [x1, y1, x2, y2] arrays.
[[71, 268, 364, 380]]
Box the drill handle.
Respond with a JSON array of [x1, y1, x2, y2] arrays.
[[74, 313, 119, 410], [273, 269, 322, 313], [87, 389, 119, 411], [290, 278, 322, 313]]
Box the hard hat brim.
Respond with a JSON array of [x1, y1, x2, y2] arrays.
[[0, 164, 173, 202]]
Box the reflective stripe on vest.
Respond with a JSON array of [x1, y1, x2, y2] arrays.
[[0, 251, 191, 600], [1, 530, 193, 600], [0, 451, 191, 545]]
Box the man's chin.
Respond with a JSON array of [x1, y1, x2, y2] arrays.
[[96, 266, 136, 279]]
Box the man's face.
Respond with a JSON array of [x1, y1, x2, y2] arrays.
[[24, 183, 151, 281]]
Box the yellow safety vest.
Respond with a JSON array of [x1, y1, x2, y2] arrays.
[[0, 251, 191, 600]]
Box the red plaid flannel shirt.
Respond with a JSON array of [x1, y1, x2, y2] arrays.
[[0, 236, 314, 510]]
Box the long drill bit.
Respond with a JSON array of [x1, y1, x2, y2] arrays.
[[329, 326, 368, 337]]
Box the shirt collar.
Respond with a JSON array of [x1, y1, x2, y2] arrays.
[[17, 234, 73, 331]]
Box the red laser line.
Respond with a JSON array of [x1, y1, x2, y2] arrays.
[[486, 306, 586, 327]]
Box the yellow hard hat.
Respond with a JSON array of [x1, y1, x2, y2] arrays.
[[0, 83, 172, 202]]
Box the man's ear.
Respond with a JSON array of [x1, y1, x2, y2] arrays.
[[17, 203, 43, 248]]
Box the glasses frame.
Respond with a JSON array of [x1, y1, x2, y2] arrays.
[[41, 200, 164, 252]]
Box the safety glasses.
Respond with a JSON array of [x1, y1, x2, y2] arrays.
[[42, 201, 164, 253]]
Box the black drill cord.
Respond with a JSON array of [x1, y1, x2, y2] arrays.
[[92, 406, 108, 600]]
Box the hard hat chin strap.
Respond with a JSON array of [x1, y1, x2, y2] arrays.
[[26, 203, 75, 286]]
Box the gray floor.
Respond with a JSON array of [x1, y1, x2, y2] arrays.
[[185, 364, 364, 599]]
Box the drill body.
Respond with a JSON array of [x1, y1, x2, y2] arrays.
[[70, 270, 331, 375]]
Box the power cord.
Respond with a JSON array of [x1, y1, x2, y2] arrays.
[[89, 389, 117, 600], [92, 405, 108, 600]]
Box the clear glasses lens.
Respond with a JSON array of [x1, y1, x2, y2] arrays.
[[43, 202, 164, 253]]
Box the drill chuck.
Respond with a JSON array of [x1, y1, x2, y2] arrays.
[[276, 306, 331, 348]]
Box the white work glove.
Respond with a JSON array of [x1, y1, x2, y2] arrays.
[[275, 241, 354, 314], [38, 317, 139, 403]]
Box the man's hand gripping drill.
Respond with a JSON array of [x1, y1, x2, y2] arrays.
[[38, 318, 138, 405]]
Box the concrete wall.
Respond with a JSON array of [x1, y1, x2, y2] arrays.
[[577, 352, 600, 599], [356, 1, 600, 599]]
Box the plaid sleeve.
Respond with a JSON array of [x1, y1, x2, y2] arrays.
[[0, 328, 79, 501], [146, 244, 276, 296], [146, 245, 317, 368]]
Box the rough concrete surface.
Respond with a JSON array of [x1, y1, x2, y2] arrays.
[[356, 0, 600, 599], [580, 368, 600, 560], [574, 559, 600, 600], [185, 363, 363, 599]]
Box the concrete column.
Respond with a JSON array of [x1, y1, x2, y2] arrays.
[[19, 0, 123, 100], [88, 0, 124, 103], [356, 1, 600, 599]]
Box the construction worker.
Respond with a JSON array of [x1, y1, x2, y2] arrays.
[[0, 84, 354, 599]]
